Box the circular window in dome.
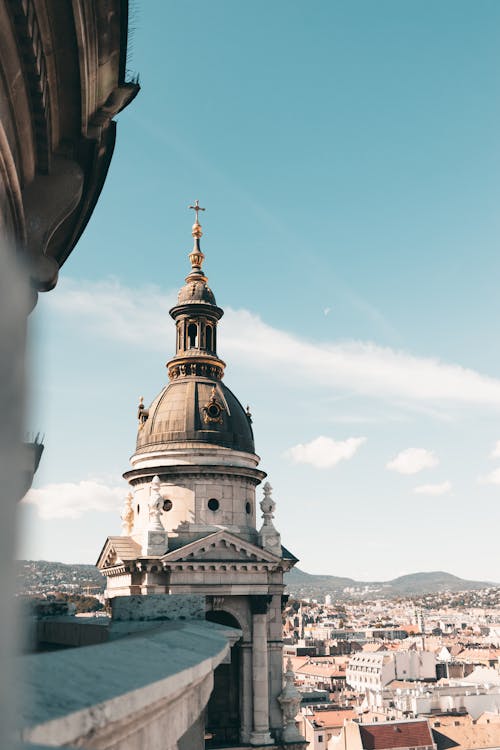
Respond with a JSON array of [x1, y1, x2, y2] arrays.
[[207, 402, 221, 420], [245, 502, 252, 514], [163, 498, 173, 512], [203, 388, 224, 425], [208, 498, 220, 511]]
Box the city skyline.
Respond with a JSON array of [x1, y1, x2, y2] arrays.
[[20, 1, 500, 581]]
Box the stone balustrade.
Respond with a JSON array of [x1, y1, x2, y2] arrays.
[[20, 596, 240, 750]]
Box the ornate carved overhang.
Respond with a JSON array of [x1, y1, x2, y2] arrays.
[[1, 0, 139, 297]]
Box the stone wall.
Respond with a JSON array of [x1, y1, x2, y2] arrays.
[[21, 619, 238, 750], [111, 593, 205, 621]]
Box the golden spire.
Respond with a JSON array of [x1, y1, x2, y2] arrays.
[[187, 199, 206, 278]]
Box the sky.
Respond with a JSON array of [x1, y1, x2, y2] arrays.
[[19, 0, 500, 582]]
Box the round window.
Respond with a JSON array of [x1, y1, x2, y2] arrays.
[[163, 498, 173, 512], [245, 502, 252, 514], [207, 403, 221, 420], [208, 498, 220, 511]]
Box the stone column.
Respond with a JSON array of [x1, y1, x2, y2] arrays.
[[249, 595, 273, 746], [240, 642, 253, 744]]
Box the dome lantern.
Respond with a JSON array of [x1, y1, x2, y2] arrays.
[[167, 201, 226, 382]]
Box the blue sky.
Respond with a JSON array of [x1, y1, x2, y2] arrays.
[[20, 1, 500, 581]]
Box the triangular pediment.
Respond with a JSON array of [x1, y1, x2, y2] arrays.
[[162, 529, 282, 565], [96, 536, 142, 569]]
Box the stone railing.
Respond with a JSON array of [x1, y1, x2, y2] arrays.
[[20, 595, 240, 750]]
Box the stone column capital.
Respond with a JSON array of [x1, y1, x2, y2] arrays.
[[250, 594, 272, 615]]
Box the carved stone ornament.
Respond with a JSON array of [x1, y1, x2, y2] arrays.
[[148, 475, 164, 531], [258, 482, 281, 555], [121, 492, 134, 535], [212, 595, 225, 611], [278, 657, 304, 742], [202, 386, 224, 424]]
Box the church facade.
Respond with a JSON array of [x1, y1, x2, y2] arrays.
[[97, 205, 303, 747]]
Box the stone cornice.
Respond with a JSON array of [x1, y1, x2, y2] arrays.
[[103, 559, 286, 577], [164, 561, 281, 573], [124, 464, 267, 485]]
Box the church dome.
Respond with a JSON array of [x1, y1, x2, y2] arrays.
[[176, 279, 216, 305], [136, 379, 255, 455]]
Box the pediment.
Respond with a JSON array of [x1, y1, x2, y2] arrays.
[[96, 536, 142, 570], [162, 530, 282, 565]]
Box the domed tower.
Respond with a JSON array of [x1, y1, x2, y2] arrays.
[[97, 204, 299, 747], [124, 202, 265, 547]]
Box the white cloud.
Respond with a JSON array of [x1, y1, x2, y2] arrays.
[[23, 480, 124, 520], [479, 468, 500, 486], [286, 435, 366, 469], [386, 448, 438, 475], [43, 278, 500, 411], [490, 441, 500, 459], [414, 480, 452, 496]]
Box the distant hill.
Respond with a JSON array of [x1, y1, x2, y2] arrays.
[[17, 559, 104, 596], [16, 559, 495, 600], [285, 567, 495, 598]]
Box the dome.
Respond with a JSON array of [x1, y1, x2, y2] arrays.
[[136, 379, 255, 454], [176, 278, 216, 306]]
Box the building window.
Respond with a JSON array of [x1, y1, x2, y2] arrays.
[[208, 498, 220, 511], [318, 736, 323, 743], [206, 324, 213, 351], [163, 499, 173, 512], [188, 322, 198, 348], [245, 501, 252, 514]]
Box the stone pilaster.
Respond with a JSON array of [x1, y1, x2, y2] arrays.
[[240, 642, 253, 744]]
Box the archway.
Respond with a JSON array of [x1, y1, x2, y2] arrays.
[[205, 610, 242, 747]]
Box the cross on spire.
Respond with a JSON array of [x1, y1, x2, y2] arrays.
[[189, 199, 205, 225]]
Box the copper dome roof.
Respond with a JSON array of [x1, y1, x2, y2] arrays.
[[136, 379, 255, 455]]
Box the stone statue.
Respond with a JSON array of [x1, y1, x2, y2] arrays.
[[121, 492, 134, 536], [278, 657, 304, 742], [148, 475, 164, 531]]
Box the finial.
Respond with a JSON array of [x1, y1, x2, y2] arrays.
[[187, 200, 206, 275], [258, 481, 280, 554], [246, 405, 253, 424], [189, 199, 205, 238], [278, 657, 304, 742]]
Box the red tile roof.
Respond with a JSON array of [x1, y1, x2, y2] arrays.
[[360, 720, 433, 750]]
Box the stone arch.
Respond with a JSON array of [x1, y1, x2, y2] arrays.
[[205, 609, 243, 747]]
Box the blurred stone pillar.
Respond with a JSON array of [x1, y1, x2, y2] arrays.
[[0, 237, 30, 748]]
